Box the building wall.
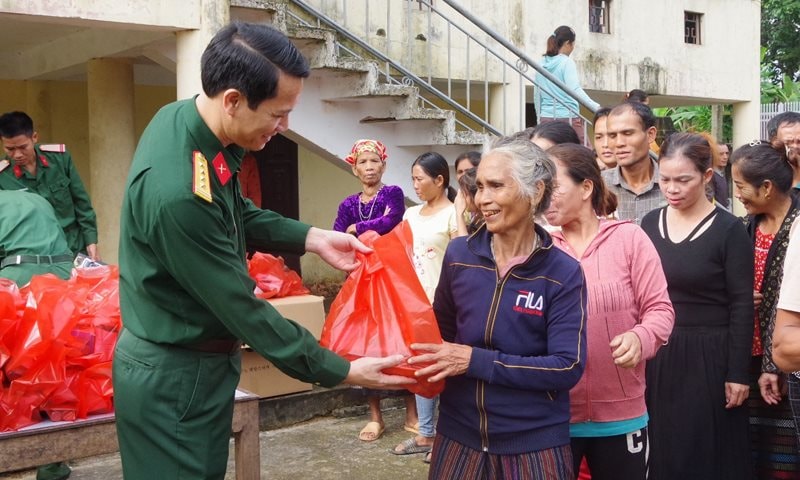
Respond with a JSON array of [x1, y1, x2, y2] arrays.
[[304, 0, 759, 106], [297, 145, 358, 284], [0, 79, 173, 198]]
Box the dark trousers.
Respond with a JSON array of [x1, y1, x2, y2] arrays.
[[570, 427, 648, 480]]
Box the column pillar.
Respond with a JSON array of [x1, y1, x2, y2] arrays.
[[176, 0, 229, 99], [87, 58, 136, 264], [26, 80, 52, 141], [730, 98, 760, 215]]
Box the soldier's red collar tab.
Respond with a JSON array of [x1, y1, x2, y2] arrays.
[[12, 164, 22, 178], [38, 155, 49, 168], [211, 152, 232, 186]]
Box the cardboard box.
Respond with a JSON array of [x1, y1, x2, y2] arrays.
[[238, 294, 326, 398]]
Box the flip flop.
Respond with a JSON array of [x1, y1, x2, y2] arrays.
[[390, 437, 432, 455], [358, 421, 385, 442], [423, 451, 432, 464], [403, 422, 420, 435]]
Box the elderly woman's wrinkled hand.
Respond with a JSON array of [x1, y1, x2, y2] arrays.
[[408, 342, 473, 383]]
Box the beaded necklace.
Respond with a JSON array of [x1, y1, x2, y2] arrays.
[[358, 185, 384, 221]]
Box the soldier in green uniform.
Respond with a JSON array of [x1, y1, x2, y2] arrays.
[[0, 190, 72, 285], [0, 189, 73, 480], [0, 111, 98, 260], [115, 22, 413, 480]]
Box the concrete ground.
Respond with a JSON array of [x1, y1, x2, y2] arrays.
[[0, 407, 430, 480]]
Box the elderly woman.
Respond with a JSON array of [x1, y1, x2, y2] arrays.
[[333, 139, 405, 237], [332, 139, 414, 442], [408, 137, 587, 479], [731, 141, 800, 477]]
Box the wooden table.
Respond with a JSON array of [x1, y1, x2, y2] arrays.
[[0, 389, 261, 479]]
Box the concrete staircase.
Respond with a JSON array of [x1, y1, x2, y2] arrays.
[[232, 0, 489, 195]]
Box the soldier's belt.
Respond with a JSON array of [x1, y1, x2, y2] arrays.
[[1, 254, 73, 268]]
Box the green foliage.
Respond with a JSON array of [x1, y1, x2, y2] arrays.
[[761, 47, 800, 103], [653, 105, 733, 143], [761, 0, 800, 85]]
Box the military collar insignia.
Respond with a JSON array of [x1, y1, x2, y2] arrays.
[[38, 155, 49, 168], [211, 152, 232, 186], [39, 144, 65, 153], [192, 151, 213, 203], [13, 164, 22, 178]]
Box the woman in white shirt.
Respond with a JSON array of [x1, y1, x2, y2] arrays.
[[392, 152, 458, 460]]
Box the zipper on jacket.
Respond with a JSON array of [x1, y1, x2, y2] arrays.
[[477, 244, 543, 452]]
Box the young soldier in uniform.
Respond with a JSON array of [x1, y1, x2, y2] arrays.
[[0, 190, 72, 285], [114, 22, 413, 480], [0, 111, 98, 260], [602, 102, 667, 224]]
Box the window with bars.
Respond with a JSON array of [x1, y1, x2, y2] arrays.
[[589, 0, 610, 34], [685, 11, 702, 44]]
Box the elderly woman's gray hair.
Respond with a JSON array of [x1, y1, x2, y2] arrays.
[[482, 136, 555, 217]]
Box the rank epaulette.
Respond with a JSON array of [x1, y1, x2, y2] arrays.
[[192, 151, 213, 203], [39, 144, 66, 153], [0, 159, 8, 173]]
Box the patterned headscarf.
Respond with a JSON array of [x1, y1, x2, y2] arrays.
[[344, 139, 388, 165]]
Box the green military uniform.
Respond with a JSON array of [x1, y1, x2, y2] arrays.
[[0, 190, 72, 285], [0, 144, 97, 256], [115, 98, 350, 480], [0, 189, 73, 480]]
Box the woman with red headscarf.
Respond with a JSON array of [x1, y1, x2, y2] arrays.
[[333, 139, 413, 442], [333, 139, 405, 237]]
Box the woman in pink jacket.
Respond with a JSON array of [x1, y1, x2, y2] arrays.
[[544, 144, 674, 479]]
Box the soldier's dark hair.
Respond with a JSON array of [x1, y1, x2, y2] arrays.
[[413, 152, 457, 202], [0, 111, 34, 138], [201, 22, 310, 110], [730, 141, 793, 194], [766, 111, 800, 142], [609, 101, 656, 131], [532, 121, 581, 146]]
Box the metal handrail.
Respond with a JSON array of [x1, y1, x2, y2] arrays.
[[290, 0, 502, 136], [286, 0, 595, 138]]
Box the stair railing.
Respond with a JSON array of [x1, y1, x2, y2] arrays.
[[288, 0, 594, 138]]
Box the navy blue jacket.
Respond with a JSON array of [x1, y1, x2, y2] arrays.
[[434, 224, 587, 454]]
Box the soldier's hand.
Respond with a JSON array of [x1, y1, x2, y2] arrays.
[[344, 355, 416, 389], [305, 227, 372, 272], [86, 243, 100, 261]]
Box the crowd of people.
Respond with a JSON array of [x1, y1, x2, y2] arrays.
[[327, 25, 800, 479], [4, 18, 800, 480]]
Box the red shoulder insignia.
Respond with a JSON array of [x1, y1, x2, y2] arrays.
[[212, 152, 232, 186], [39, 143, 66, 153]]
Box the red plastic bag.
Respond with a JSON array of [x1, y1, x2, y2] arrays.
[[0, 266, 121, 431], [320, 222, 444, 398], [248, 253, 310, 299]]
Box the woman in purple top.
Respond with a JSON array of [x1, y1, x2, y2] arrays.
[[333, 139, 415, 442], [333, 139, 405, 236]]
